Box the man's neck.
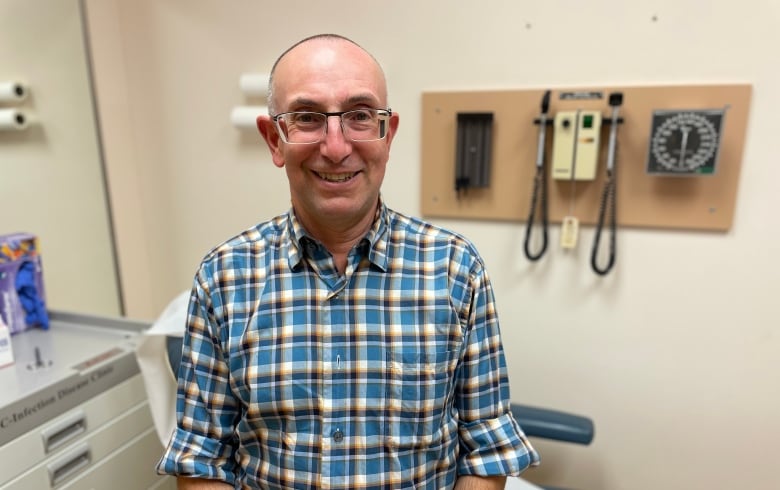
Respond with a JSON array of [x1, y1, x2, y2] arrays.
[[295, 204, 378, 274]]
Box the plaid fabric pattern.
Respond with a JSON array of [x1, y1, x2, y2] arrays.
[[157, 202, 539, 489]]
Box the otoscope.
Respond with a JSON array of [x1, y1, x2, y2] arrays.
[[523, 90, 551, 261], [591, 92, 623, 275]]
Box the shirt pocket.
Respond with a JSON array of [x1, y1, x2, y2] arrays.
[[384, 349, 457, 448]]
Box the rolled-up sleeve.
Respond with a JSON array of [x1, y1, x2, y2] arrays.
[[156, 267, 240, 484], [455, 264, 540, 476]]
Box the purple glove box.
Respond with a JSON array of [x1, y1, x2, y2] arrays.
[[0, 233, 48, 334]]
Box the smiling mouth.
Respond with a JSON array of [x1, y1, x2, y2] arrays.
[[315, 171, 358, 183]]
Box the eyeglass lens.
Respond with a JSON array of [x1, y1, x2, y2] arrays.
[[276, 109, 388, 143]]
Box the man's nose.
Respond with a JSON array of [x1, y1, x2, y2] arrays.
[[320, 115, 352, 162]]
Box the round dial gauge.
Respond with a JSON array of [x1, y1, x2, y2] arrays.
[[647, 109, 725, 175]]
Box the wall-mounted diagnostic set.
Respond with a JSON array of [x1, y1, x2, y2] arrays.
[[423, 83, 751, 274], [523, 90, 624, 274]]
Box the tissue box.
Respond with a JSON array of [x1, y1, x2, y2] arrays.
[[0, 316, 13, 368], [0, 233, 49, 334]]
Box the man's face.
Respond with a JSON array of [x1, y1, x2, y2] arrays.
[[258, 39, 399, 232]]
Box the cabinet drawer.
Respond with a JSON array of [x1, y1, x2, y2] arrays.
[[1, 400, 155, 489], [60, 428, 169, 490], [0, 374, 148, 483]]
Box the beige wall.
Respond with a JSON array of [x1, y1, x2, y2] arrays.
[[86, 1, 780, 489], [0, 0, 120, 316]]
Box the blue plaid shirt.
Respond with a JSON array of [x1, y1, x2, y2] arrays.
[[157, 202, 539, 489]]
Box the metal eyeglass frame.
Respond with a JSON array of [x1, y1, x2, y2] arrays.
[[271, 108, 392, 144]]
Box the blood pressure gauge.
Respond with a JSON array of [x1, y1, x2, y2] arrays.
[[646, 109, 726, 175]]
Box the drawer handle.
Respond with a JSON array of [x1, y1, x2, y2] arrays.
[[41, 409, 88, 453], [47, 441, 91, 487]]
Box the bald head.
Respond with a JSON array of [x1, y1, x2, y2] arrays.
[[266, 34, 387, 115]]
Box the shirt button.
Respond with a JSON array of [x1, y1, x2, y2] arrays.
[[333, 429, 344, 442]]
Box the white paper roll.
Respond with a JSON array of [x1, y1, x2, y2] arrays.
[[239, 73, 269, 97], [0, 108, 29, 131], [230, 105, 267, 129], [0, 81, 28, 103]]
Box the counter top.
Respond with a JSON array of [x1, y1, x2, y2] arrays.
[[0, 311, 149, 446]]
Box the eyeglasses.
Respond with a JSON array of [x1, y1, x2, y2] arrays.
[[271, 108, 392, 144]]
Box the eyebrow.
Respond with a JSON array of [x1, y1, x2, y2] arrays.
[[288, 93, 383, 110]]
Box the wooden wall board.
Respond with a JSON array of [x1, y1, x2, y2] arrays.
[[420, 84, 752, 231]]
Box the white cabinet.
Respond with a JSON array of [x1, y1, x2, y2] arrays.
[[1, 377, 172, 489], [0, 313, 174, 489]]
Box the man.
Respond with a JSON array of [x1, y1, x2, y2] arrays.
[[158, 34, 539, 489]]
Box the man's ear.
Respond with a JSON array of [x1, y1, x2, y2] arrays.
[[257, 115, 285, 168], [384, 111, 400, 149]]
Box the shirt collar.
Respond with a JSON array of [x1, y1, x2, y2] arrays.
[[285, 198, 390, 272]]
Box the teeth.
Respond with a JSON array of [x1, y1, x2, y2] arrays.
[[317, 172, 356, 182]]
